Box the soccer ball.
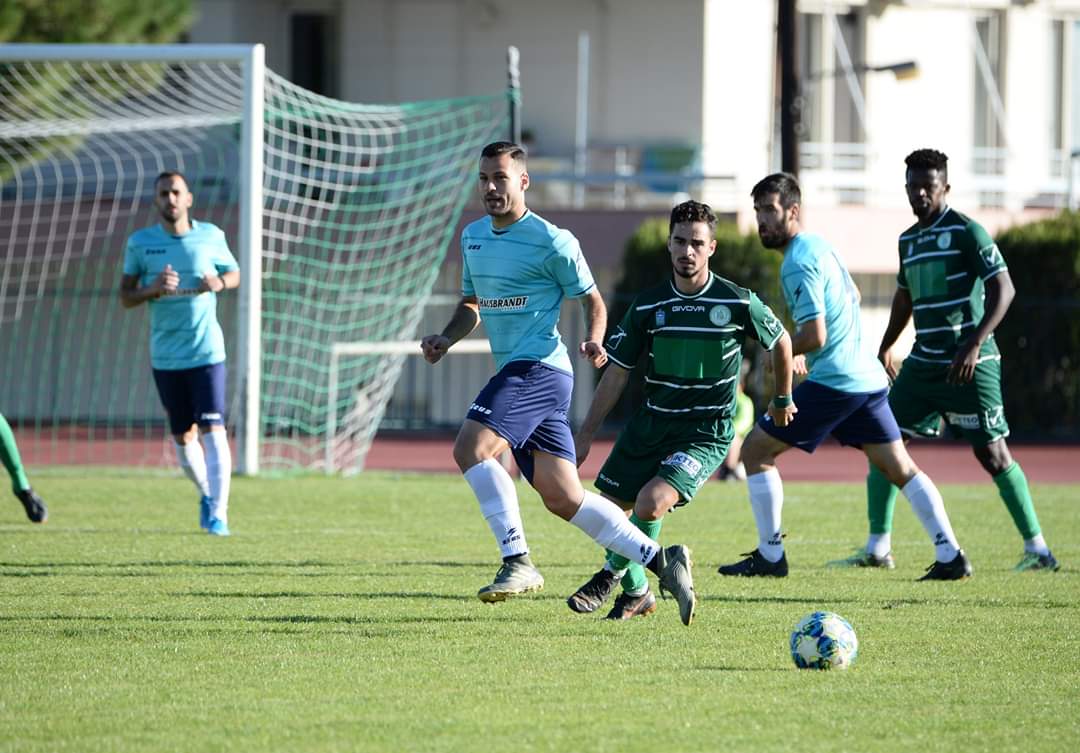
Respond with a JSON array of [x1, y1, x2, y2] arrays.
[[790, 611, 858, 670]]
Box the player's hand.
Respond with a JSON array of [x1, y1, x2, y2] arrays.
[[573, 433, 592, 468], [420, 334, 451, 364], [198, 274, 225, 293], [877, 348, 898, 381], [768, 398, 797, 428], [154, 264, 180, 297], [579, 340, 607, 368], [792, 354, 808, 376], [947, 339, 980, 385]]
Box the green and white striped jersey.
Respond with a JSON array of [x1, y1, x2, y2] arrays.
[[897, 207, 1007, 364], [606, 273, 785, 418]]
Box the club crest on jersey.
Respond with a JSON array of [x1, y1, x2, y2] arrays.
[[661, 452, 702, 477], [709, 305, 731, 326], [936, 232, 952, 250], [655, 309, 666, 327]]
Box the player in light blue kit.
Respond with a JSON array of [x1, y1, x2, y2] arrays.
[[717, 173, 970, 581], [421, 142, 696, 625], [120, 171, 240, 536]]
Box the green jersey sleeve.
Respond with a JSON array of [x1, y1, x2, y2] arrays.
[[747, 292, 786, 351], [604, 300, 646, 370], [964, 220, 1008, 280]]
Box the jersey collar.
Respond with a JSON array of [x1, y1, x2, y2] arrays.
[[668, 271, 715, 299]]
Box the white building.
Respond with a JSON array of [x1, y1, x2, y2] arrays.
[[190, 0, 1080, 274]]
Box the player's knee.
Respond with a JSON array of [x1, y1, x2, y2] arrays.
[[975, 441, 1012, 476], [175, 426, 198, 445]]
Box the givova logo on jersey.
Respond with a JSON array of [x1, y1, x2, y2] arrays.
[[661, 452, 702, 478]]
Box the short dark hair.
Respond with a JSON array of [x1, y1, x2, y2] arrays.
[[480, 141, 527, 166], [905, 148, 948, 175], [155, 170, 189, 187], [751, 172, 801, 209], [669, 200, 716, 235]]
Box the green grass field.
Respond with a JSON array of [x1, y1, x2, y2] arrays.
[[2, 471, 1077, 753]]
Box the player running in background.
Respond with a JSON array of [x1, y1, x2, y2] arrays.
[[421, 142, 696, 624], [1, 412, 47, 523], [567, 200, 792, 620], [120, 171, 240, 536], [717, 172, 971, 581], [835, 148, 1058, 572]]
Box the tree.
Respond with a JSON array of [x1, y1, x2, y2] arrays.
[[0, 0, 192, 44]]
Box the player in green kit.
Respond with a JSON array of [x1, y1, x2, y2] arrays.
[[1, 412, 48, 523], [835, 149, 1059, 572], [567, 200, 792, 619]]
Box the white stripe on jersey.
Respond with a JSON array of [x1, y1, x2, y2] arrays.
[[646, 399, 730, 413], [903, 250, 961, 264], [915, 321, 974, 335], [913, 296, 971, 310], [635, 297, 748, 311], [645, 325, 742, 335], [645, 374, 738, 390]]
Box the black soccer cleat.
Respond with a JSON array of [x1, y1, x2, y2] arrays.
[[918, 550, 972, 581], [717, 548, 788, 577], [566, 568, 619, 614], [605, 589, 658, 620], [15, 488, 48, 524]]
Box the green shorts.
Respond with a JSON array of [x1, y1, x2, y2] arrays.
[[889, 356, 1009, 446], [594, 410, 732, 506]]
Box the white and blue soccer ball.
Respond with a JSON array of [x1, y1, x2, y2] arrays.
[[790, 611, 858, 670]]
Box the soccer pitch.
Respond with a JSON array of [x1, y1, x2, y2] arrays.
[[2, 472, 1077, 753]]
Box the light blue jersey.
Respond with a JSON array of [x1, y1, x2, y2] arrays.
[[123, 220, 239, 370], [781, 232, 887, 393], [461, 211, 595, 373]]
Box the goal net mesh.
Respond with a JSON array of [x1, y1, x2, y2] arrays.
[[0, 52, 505, 473]]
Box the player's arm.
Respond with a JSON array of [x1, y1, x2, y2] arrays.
[[791, 316, 826, 356], [577, 287, 608, 368], [573, 362, 629, 466], [948, 270, 1014, 385], [877, 287, 913, 380], [119, 266, 179, 309], [420, 296, 480, 364], [198, 269, 241, 293], [767, 329, 797, 427]]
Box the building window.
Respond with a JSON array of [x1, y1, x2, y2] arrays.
[[290, 12, 338, 97], [973, 13, 1006, 177]]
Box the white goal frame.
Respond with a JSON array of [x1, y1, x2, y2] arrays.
[[0, 44, 266, 474], [325, 339, 492, 474]]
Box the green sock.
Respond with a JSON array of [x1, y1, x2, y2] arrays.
[[867, 463, 898, 535], [606, 513, 663, 595], [993, 462, 1041, 539], [0, 413, 31, 494]]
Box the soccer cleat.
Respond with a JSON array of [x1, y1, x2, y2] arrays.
[[199, 495, 212, 531], [567, 568, 619, 613], [917, 550, 972, 581], [1014, 551, 1060, 572], [656, 545, 695, 626], [15, 488, 47, 524], [477, 557, 544, 603], [604, 589, 657, 620], [207, 518, 231, 537], [826, 548, 896, 570], [717, 548, 788, 577]]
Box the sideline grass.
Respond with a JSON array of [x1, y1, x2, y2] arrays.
[[1, 472, 1077, 753]]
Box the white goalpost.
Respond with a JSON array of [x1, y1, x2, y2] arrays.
[[0, 43, 508, 475]]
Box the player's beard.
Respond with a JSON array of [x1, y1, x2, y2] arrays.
[[758, 225, 788, 249]]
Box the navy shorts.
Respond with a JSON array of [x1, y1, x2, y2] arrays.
[[152, 361, 227, 435], [757, 380, 900, 453], [466, 360, 575, 484]]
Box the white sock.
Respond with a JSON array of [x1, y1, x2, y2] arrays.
[[202, 430, 232, 524], [569, 491, 659, 566], [174, 440, 210, 497], [464, 459, 527, 558], [1024, 534, 1050, 556], [747, 469, 784, 562], [603, 562, 628, 579], [901, 472, 959, 561], [866, 533, 892, 558]]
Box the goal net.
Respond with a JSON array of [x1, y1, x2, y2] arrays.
[[0, 44, 506, 474]]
